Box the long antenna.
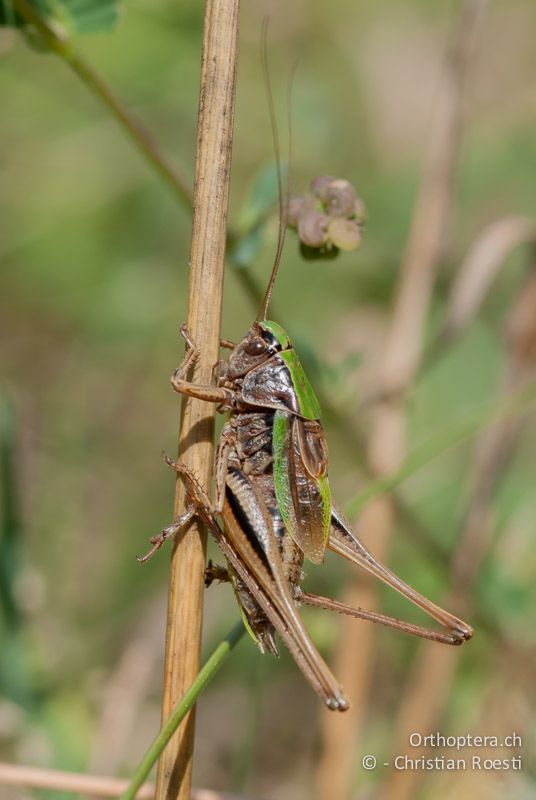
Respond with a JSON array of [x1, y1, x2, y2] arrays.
[[257, 18, 292, 321]]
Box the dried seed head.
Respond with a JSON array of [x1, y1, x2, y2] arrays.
[[288, 174, 365, 259], [298, 211, 329, 247], [325, 179, 357, 218], [327, 218, 362, 251], [310, 174, 336, 202], [286, 195, 317, 228]]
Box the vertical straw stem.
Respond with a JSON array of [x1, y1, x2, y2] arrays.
[[156, 1, 241, 798]]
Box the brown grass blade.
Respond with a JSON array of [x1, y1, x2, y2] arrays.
[[0, 761, 257, 800], [442, 215, 536, 341]]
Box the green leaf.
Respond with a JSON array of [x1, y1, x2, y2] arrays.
[[236, 161, 287, 234], [58, 0, 120, 34], [321, 350, 364, 392], [0, 1, 17, 25], [0, 0, 120, 35], [228, 223, 263, 269]]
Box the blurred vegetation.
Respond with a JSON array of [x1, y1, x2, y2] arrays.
[[1, 1, 536, 799]]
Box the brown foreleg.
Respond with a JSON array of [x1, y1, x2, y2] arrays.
[[171, 324, 234, 407]]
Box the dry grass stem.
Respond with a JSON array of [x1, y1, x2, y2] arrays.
[[0, 762, 155, 799], [0, 762, 256, 800], [155, 2, 240, 798], [316, 4, 486, 798], [88, 599, 165, 787], [442, 215, 536, 342]]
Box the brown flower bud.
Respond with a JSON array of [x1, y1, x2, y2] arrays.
[[325, 179, 357, 218], [298, 211, 329, 248], [286, 195, 317, 228], [327, 218, 362, 251], [310, 175, 336, 201]]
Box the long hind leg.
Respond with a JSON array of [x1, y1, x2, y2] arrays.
[[295, 589, 466, 645], [328, 506, 473, 642]]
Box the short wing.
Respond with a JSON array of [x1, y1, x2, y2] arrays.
[[272, 410, 331, 565]]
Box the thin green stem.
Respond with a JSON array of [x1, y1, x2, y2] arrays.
[[0, 393, 22, 632], [346, 378, 536, 519], [119, 621, 244, 800], [12, 0, 193, 209]]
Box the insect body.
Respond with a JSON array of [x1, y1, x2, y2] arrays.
[[141, 317, 473, 711]]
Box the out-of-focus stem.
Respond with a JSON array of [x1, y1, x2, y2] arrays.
[[317, 4, 486, 799], [0, 758, 251, 800], [345, 377, 536, 517], [12, 0, 193, 209], [379, 254, 536, 800], [0, 394, 23, 632]]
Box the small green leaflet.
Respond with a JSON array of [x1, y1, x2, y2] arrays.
[[236, 161, 288, 234], [0, 0, 120, 35], [229, 161, 287, 269]]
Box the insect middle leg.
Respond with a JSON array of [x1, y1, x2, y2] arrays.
[[137, 505, 196, 563], [138, 430, 231, 563], [204, 559, 231, 587]]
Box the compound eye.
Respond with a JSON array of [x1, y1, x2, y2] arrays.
[[245, 338, 266, 356]]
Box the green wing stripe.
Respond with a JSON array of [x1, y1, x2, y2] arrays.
[[318, 474, 332, 550], [272, 410, 299, 541], [280, 350, 321, 420]]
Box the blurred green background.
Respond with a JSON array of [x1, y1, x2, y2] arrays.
[[1, 1, 536, 799]]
